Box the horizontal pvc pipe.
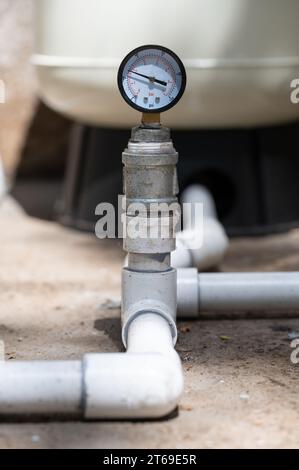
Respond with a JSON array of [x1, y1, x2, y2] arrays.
[[0, 361, 82, 415], [199, 272, 299, 312], [177, 268, 299, 316], [0, 314, 183, 419]]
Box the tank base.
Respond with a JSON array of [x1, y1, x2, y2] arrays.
[[57, 121, 299, 237]]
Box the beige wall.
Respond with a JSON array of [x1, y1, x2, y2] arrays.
[[0, 0, 37, 178]]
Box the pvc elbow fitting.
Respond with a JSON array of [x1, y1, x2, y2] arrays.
[[172, 218, 228, 271], [0, 314, 184, 419], [85, 313, 183, 419], [171, 184, 228, 271], [84, 351, 184, 419]]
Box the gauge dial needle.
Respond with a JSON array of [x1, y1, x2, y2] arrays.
[[129, 70, 167, 87]]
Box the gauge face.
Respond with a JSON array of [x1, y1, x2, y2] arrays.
[[118, 45, 186, 113]]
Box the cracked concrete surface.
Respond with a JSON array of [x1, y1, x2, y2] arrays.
[[0, 197, 298, 449]]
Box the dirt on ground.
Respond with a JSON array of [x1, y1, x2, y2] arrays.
[[0, 197, 298, 449]]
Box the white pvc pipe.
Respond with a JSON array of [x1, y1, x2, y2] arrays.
[[199, 271, 299, 312], [172, 185, 228, 270], [0, 361, 82, 416], [85, 314, 183, 419], [0, 314, 183, 419], [127, 313, 175, 355], [177, 268, 299, 316], [182, 184, 218, 219]]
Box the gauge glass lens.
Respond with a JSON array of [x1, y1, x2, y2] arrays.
[[118, 45, 186, 113]]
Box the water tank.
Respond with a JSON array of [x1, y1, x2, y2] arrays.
[[33, 0, 299, 128]]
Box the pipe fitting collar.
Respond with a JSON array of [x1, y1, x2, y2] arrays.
[[122, 268, 177, 347], [122, 308, 177, 349]]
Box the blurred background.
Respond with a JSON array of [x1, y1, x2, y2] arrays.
[[1, 0, 299, 233], [0, 0, 71, 221], [0, 0, 36, 179]]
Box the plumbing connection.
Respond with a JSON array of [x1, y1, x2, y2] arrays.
[[177, 269, 299, 318], [0, 314, 183, 418], [1, 45, 299, 420], [0, 43, 188, 418], [0, 119, 184, 419]]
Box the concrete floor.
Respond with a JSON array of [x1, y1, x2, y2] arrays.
[[0, 197, 298, 449]]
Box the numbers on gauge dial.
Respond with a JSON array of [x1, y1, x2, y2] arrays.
[[119, 46, 186, 113]]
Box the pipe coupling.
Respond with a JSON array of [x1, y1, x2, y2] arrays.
[[121, 268, 177, 347]]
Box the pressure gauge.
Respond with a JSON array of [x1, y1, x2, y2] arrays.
[[118, 45, 186, 114]]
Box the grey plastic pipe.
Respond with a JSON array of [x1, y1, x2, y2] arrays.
[[177, 268, 299, 317], [171, 185, 228, 270]]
